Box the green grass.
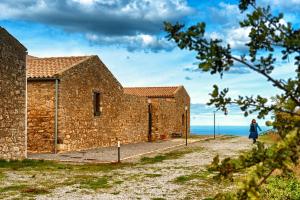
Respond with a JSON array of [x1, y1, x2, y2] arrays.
[[0, 159, 132, 172], [173, 171, 212, 184], [140, 147, 203, 164], [0, 184, 49, 195], [141, 155, 167, 164], [0, 159, 69, 170], [261, 176, 300, 199], [79, 176, 111, 190], [0, 171, 5, 180], [0, 160, 132, 196], [151, 198, 166, 200], [0, 184, 49, 197], [0, 184, 28, 193], [113, 180, 124, 184]]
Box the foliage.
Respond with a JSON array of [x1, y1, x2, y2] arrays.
[[273, 110, 300, 136], [261, 176, 300, 200], [164, 0, 300, 199], [164, 2, 299, 118]]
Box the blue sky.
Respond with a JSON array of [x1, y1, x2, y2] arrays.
[[1, 0, 299, 126]]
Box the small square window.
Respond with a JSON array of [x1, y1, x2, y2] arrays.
[[93, 92, 101, 116]]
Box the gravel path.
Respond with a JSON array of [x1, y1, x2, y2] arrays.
[[28, 138, 205, 163], [35, 136, 252, 200]]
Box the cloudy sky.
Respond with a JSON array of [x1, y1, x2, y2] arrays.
[[1, 0, 299, 126]]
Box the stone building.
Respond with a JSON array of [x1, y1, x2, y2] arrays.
[[27, 55, 149, 153], [27, 55, 190, 153], [0, 27, 27, 159], [124, 86, 190, 141], [0, 27, 191, 157]]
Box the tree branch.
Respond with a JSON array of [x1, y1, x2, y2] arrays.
[[230, 56, 300, 105]]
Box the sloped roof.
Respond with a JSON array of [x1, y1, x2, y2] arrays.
[[27, 55, 92, 78], [124, 86, 182, 98]]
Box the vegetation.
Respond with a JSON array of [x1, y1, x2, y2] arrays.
[[140, 146, 203, 164], [0, 159, 131, 172], [79, 176, 111, 190], [0, 135, 293, 199], [173, 170, 211, 184], [165, 0, 300, 199], [261, 176, 300, 199]]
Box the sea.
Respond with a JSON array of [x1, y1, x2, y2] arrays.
[[191, 125, 270, 137]]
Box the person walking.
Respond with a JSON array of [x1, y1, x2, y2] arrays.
[[249, 119, 261, 144]]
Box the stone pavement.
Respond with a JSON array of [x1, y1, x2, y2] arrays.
[[28, 137, 212, 163]]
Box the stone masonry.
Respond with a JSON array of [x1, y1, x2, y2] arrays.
[[27, 81, 56, 152], [0, 27, 27, 159], [0, 28, 191, 157], [27, 56, 149, 153], [57, 56, 149, 152], [124, 86, 190, 141]]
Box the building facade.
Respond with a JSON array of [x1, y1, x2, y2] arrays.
[[124, 86, 190, 141], [27, 56, 150, 153], [27, 55, 190, 153], [0, 27, 27, 159], [0, 28, 191, 156]]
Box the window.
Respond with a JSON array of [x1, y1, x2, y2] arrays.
[[93, 92, 101, 116], [182, 114, 185, 126]]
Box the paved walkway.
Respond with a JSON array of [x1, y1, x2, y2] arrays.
[[28, 137, 212, 163]]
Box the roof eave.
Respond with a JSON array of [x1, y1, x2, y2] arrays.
[[27, 77, 60, 81]]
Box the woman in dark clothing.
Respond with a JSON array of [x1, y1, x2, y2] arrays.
[[249, 119, 262, 144]]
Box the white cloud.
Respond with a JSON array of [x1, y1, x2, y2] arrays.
[[226, 27, 251, 51], [86, 33, 175, 52], [262, 0, 300, 7], [0, 0, 193, 52], [209, 32, 222, 40], [207, 2, 243, 26]]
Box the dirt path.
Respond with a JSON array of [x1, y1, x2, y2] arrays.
[[34, 136, 252, 200]]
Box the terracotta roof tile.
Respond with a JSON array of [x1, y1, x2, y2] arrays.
[[124, 86, 181, 98], [27, 55, 92, 78]]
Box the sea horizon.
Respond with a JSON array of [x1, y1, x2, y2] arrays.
[[191, 125, 271, 137]]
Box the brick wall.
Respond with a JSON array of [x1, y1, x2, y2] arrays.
[[0, 28, 27, 159], [27, 81, 55, 153]]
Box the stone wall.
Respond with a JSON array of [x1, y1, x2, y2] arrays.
[[149, 98, 177, 140], [27, 81, 55, 153], [26, 55, 190, 153], [58, 56, 149, 152], [117, 94, 148, 144], [0, 27, 27, 159], [149, 87, 190, 140], [174, 86, 190, 137]]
